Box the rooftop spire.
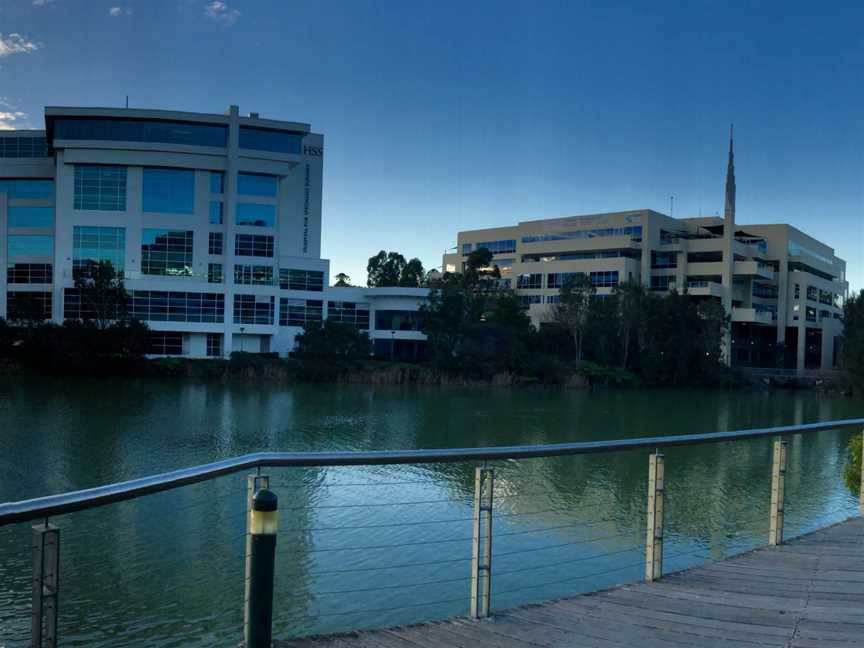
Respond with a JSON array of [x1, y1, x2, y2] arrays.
[[724, 124, 735, 224]]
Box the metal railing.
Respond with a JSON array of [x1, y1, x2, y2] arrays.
[[2, 417, 863, 646]]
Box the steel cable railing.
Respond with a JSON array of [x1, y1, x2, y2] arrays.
[[1, 419, 863, 647]]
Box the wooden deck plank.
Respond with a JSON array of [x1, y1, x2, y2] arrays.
[[278, 518, 864, 648]]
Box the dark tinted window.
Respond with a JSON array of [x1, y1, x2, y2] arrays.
[[239, 126, 302, 154], [54, 118, 227, 148]]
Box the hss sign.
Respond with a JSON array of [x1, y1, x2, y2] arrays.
[[303, 145, 323, 157]]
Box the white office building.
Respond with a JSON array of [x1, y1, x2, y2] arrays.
[[0, 105, 426, 358], [443, 132, 847, 371]]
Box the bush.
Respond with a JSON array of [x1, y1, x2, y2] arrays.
[[843, 432, 862, 496], [294, 321, 372, 381]]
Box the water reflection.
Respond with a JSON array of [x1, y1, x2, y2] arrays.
[[0, 378, 861, 645]]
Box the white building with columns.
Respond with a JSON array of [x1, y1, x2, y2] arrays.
[[0, 105, 427, 359]]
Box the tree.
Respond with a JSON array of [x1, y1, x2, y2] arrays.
[[366, 250, 426, 287], [294, 320, 372, 380], [840, 289, 864, 383], [613, 280, 646, 370], [73, 260, 129, 329], [333, 272, 352, 287], [399, 257, 426, 287], [552, 274, 595, 360], [367, 250, 406, 287]]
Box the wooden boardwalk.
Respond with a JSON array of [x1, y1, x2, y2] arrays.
[[281, 517, 864, 648]]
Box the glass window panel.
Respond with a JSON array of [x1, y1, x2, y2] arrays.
[[55, 118, 227, 148], [74, 165, 126, 210], [236, 203, 276, 227], [0, 136, 49, 158], [8, 235, 53, 257], [7, 263, 52, 284], [0, 179, 54, 200], [239, 127, 302, 154], [141, 229, 193, 276], [7, 206, 54, 228], [209, 201, 223, 224], [237, 172, 277, 197], [142, 167, 194, 214], [7, 291, 52, 320], [210, 171, 224, 194]]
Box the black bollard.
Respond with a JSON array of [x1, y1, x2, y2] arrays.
[[245, 488, 277, 648]]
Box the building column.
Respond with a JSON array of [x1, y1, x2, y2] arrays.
[[820, 325, 834, 369], [222, 104, 240, 358]]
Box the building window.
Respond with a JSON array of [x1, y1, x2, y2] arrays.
[[209, 201, 223, 224], [208, 232, 223, 255], [0, 136, 48, 158], [238, 127, 302, 155], [516, 273, 542, 289], [7, 206, 53, 228], [806, 306, 817, 322], [73, 226, 125, 277], [651, 251, 677, 269], [476, 239, 517, 254], [237, 172, 278, 197], [686, 251, 723, 263], [7, 263, 52, 284], [8, 235, 53, 257], [522, 226, 641, 243], [234, 264, 274, 285], [234, 294, 275, 325], [141, 229, 194, 276], [461, 243, 472, 255], [518, 295, 542, 307], [63, 288, 123, 320], [327, 301, 370, 329], [236, 203, 276, 227], [547, 272, 584, 289], [279, 298, 323, 326], [208, 263, 223, 283], [206, 333, 223, 357], [374, 310, 420, 331], [6, 291, 51, 321], [0, 179, 53, 200], [142, 167, 194, 214], [651, 275, 675, 291], [210, 171, 224, 194], [806, 286, 818, 302], [546, 294, 560, 304], [55, 118, 227, 148], [752, 283, 778, 299], [145, 331, 185, 355], [129, 291, 224, 323], [74, 165, 127, 211], [279, 269, 324, 291], [590, 271, 619, 288], [235, 234, 274, 257]]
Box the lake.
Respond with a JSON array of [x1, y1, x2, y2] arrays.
[[1, 377, 862, 646]]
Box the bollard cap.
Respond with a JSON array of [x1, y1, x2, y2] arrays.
[[252, 489, 278, 512]]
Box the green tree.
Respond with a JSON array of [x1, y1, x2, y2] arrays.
[[840, 289, 864, 383], [367, 250, 406, 287], [552, 274, 595, 360], [613, 280, 645, 370], [333, 272, 352, 287], [294, 320, 372, 380], [73, 260, 129, 329], [399, 257, 426, 287]]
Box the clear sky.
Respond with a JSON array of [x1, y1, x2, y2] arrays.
[[1, 0, 861, 289]]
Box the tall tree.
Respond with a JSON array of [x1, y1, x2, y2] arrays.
[[399, 258, 426, 287], [73, 260, 129, 329], [367, 250, 406, 287], [612, 280, 645, 370], [840, 289, 864, 382], [333, 272, 352, 287], [552, 274, 595, 360]]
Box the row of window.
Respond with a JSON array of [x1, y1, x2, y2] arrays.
[[522, 226, 642, 244], [461, 239, 518, 255], [208, 232, 276, 258], [7, 206, 54, 228], [7, 263, 52, 284], [522, 249, 641, 263], [53, 118, 307, 156], [0, 136, 48, 158], [5, 291, 52, 320], [279, 298, 323, 326], [517, 271, 620, 290], [0, 179, 54, 200], [73, 165, 278, 217]]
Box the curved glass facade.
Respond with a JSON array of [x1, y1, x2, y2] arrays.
[[54, 118, 227, 148], [239, 126, 302, 154]]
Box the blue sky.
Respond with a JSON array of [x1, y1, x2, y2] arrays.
[[0, 0, 861, 289]]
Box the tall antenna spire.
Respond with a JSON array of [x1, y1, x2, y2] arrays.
[[724, 123, 735, 223]]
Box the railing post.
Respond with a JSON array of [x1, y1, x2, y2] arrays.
[[769, 438, 787, 546], [245, 488, 278, 648], [244, 474, 269, 640], [470, 466, 494, 619], [645, 452, 664, 582], [859, 430, 864, 517], [32, 522, 60, 648]]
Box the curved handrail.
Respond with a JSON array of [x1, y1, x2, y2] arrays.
[[1, 417, 862, 526]]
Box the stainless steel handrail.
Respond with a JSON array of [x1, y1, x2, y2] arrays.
[[2, 418, 862, 526]]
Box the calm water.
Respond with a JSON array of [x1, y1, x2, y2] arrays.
[[0, 377, 862, 646]]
